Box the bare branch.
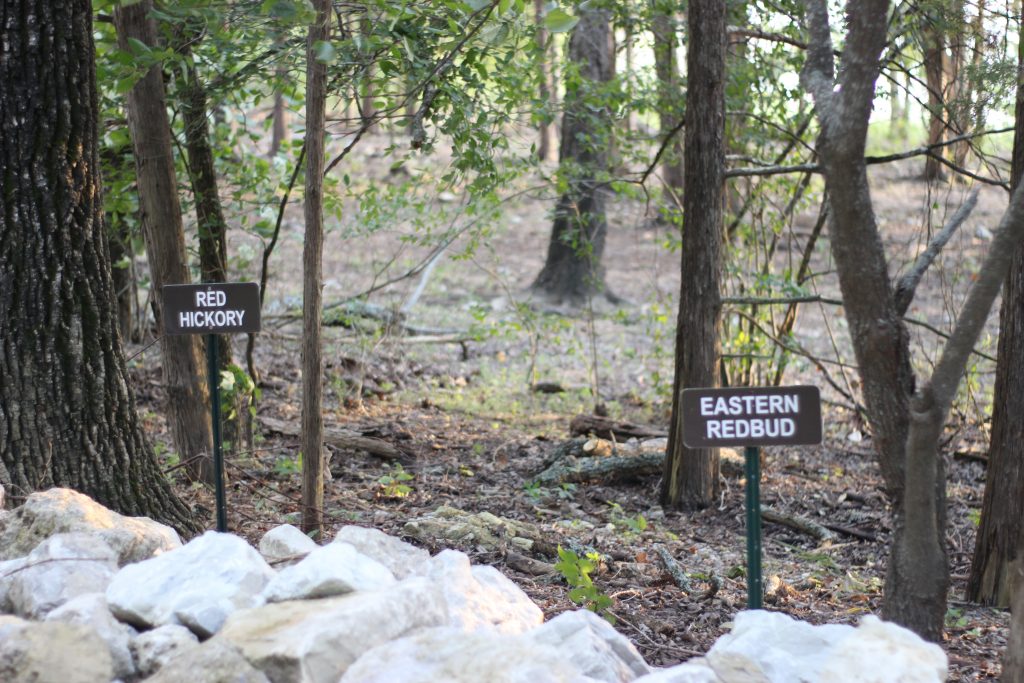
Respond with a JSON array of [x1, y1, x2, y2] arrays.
[[893, 190, 979, 315], [929, 181, 1024, 412], [728, 26, 809, 50]]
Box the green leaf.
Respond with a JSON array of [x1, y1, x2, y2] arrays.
[[126, 37, 151, 55], [543, 9, 578, 33], [314, 40, 336, 64]]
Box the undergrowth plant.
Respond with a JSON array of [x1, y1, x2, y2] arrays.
[[554, 545, 614, 622]]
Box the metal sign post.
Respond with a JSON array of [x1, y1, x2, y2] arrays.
[[163, 282, 261, 532], [681, 385, 822, 609]]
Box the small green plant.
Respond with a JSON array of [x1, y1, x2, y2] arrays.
[[523, 481, 545, 501], [556, 482, 577, 500], [608, 502, 648, 535], [377, 464, 414, 498], [554, 546, 614, 622], [219, 364, 260, 420], [273, 452, 302, 477]]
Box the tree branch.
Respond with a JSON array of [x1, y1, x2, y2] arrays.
[[929, 181, 1024, 412], [799, 0, 836, 114], [893, 189, 979, 315]]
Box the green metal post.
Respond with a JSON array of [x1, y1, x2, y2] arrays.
[[207, 333, 227, 532], [744, 445, 762, 609]]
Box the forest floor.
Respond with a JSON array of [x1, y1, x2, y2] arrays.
[[128, 130, 1014, 680]]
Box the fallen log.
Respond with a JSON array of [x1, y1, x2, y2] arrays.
[[569, 414, 668, 441], [534, 441, 745, 485], [259, 416, 412, 463]]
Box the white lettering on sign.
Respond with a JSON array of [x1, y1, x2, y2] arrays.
[[195, 290, 227, 307], [705, 418, 796, 440], [699, 394, 799, 417], [178, 309, 247, 329]]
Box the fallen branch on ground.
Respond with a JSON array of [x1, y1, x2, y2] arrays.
[[259, 415, 412, 464], [760, 505, 836, 544]]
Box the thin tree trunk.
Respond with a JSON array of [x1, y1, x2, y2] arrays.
[[302, 0, 329, 536], [0, 0, 197, 532], [114, 0, 214, 485], [924, 22, 946, 180], [967, 23, 1024, 607], [359, 15, 375, 129], [531, 8, 615, 307], [180, 49, 254, 457], [651, 0, 684, 198], [535, 0, 554, 161], [661, 0, 725, 510]]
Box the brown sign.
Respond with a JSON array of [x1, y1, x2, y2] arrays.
[[681, 386, 822, 448], [162, 283, 261, 335]]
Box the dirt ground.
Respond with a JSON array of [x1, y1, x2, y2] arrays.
[[127, 130, 1013, 680]]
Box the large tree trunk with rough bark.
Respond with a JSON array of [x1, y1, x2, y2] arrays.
[[301, 0, 330, 536], [660, 0, 725, 510], [967, 27, 1024, 608], [531, 8, 615, 307], [114, 0, 214, 485], [0, 0, 197, 532]]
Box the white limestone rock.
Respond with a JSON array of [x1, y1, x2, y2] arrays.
[[259, 524, 318, 566], [8, 532, 118, 619], [340, 626, 604, 683], [819, 615, 947, 682], [261, 541, 396, 603], [45, 593, 136, 679], [0, 556, 27, 613], [106, 531, 275, 637], [215, 576, 448, 683], [145, 639, 271, 683], [429, 549, 543, 634], [634, 661, 722, 683], [705, 610, 948, 683], [130, 624, 200, 678], [529, 609, 652, 682], [333, 524, 431, 578], [0, 488, 181, 565], [0, 615, 113, 683]]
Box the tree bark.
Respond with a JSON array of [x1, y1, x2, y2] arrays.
[[0, 0, 197, 532], [531, 8, 615, 307], [651, 0, 684, 198], [923, 13, 947, 181], [1005, 553, 1024, 682], [660, 0, 725, 510], [302, 0, 330, 536], [179, 45, 254, 457], [967, 22, 1024, 608], [534, 0, 554, 162], [114, 0, 214, 485]]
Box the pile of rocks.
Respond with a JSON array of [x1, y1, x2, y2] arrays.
[[0, 488, 948, 683]]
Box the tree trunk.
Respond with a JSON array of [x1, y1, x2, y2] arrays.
[[651, 0, 684, 199], [359, 15, 376, 129], [114, 0, 214, 485], [923, 19, 946, 181], [0, 0, 197, 532], [302, 0, 329, 536], [107, 215, 136, 344], [1004, 553, 1024, 682], [180, 49, 254, 458], [967, 23, 1024, 607], [531, 7, 615, 307], [660, 0, 725, 510], [534, 0, 554, 162]]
